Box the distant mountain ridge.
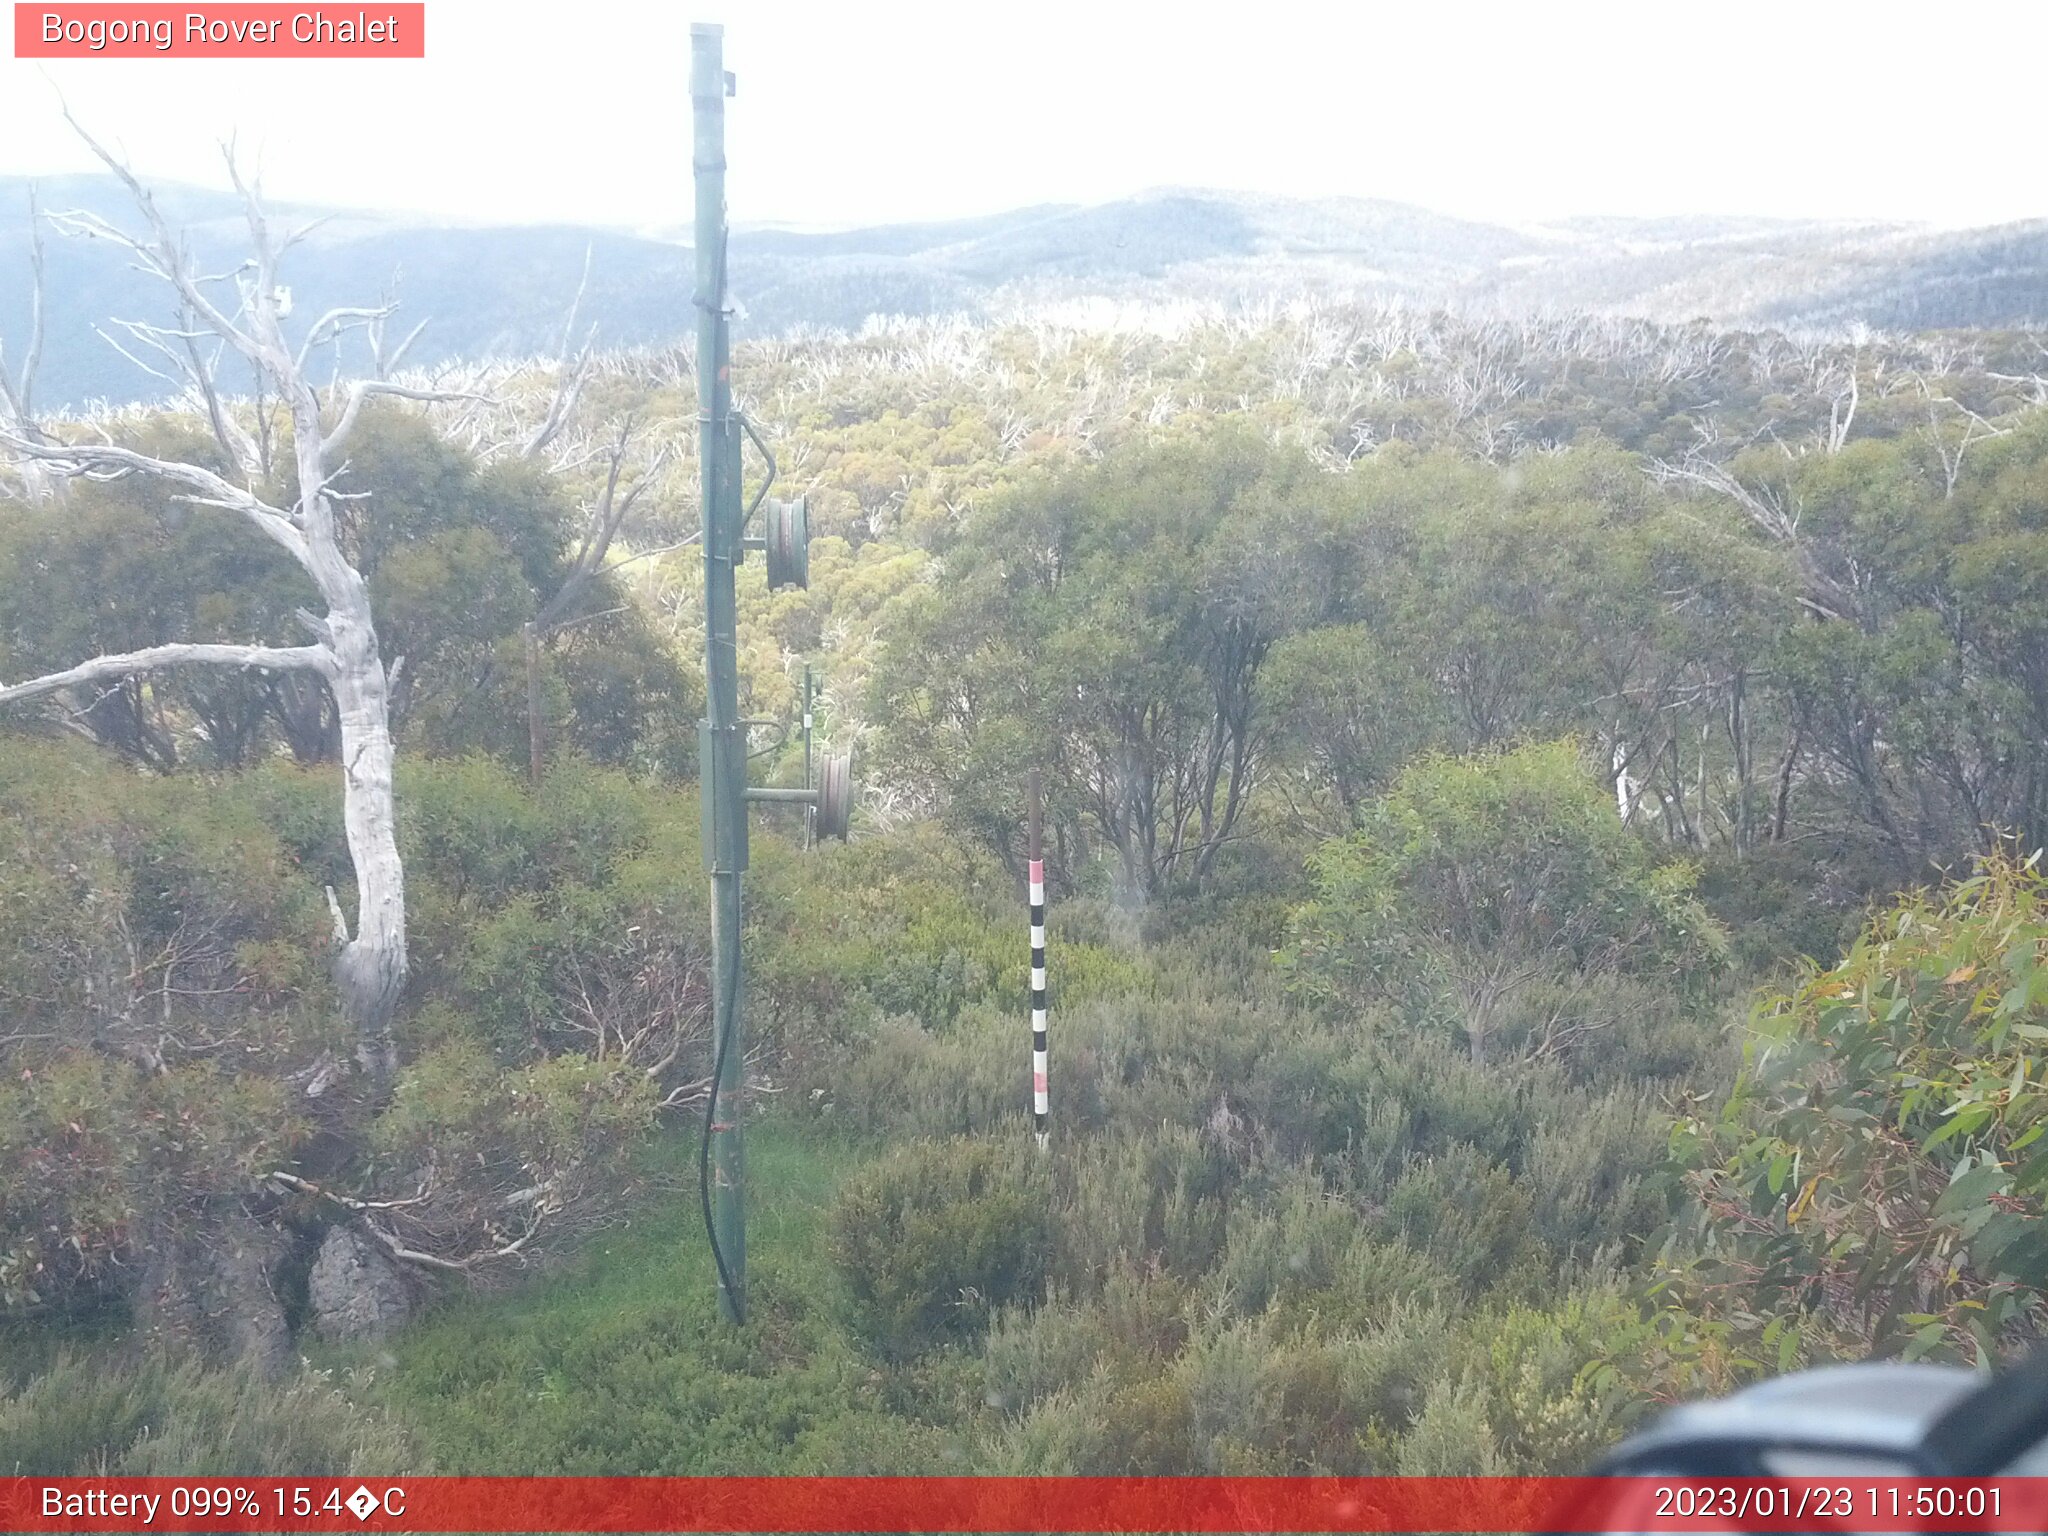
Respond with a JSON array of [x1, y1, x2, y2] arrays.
[[2, 178, 2044, 408]]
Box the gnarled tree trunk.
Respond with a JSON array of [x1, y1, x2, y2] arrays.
[[328, 601, 407, 1082]]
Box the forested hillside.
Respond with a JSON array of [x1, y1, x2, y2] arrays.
[[9, 173, 2048, 407], [6, 258, 2048, 1473]]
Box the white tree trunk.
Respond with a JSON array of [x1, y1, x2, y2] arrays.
[[1612, 737, 1640, 824], [329, 602, 406, 1082], [281, 300, 416, 1085]]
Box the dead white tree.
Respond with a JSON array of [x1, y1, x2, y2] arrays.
[[0, 188, 53, 504], [1650, 440, 1802, 544], [1917, 377, 2009, 499], [1649, 430, 1860, 627], [515, 245, 596, 465], [0, 122, 476, 1090], [1825, 358, 1859, 454]]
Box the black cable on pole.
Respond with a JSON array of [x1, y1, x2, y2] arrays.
[[698, 946, 741, 1319]]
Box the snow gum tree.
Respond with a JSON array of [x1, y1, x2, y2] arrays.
[[0, 124, 474, 1088]]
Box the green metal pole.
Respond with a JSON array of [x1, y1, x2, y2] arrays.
[[693, 20, 746, 1326], [803, 665, 814, 851]]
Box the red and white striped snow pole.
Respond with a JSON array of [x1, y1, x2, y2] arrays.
[[1028, 770, 1048, 1150]]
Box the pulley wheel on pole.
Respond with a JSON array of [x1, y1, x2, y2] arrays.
[[815, 748, 853, 841], [764, 495, 809, 590]]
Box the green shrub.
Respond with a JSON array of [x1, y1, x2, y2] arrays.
[[1465, 1285, 1658, 1473], [0, 1354, 414, 1474], [1288, 739, 1726, 1065], [0, 741, 327, 1315], [363, 1041, 658, 1267], [1236, 1312, 1462, 1472], [1008, 1374, 1197, 1474], [991, 1301, 1466, 1474], [1054, 1125, 1230, 1292], [1390, 1376, 1507, 1474], [1522, 1087, 1670, 1268], [1237, 1024, 1410, 1174], [1375, 1144, 1539, 1294], [981, 1265, 1185, 1418], [1210, 1176, 1441, 1324], [1666, 849, 2048, 1366], [829, 1137, 1051, 1360], [1694, 836, 1895, 975], [1178, 1317, 1289, 1472], [824, 1013, 1019, 1140], [750, 823, 1144, 1047]]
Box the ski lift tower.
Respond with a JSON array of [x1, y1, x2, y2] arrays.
[[692, 21, 852, 1327]]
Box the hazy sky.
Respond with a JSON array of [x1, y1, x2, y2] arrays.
[[2, 0, 2042, 232]]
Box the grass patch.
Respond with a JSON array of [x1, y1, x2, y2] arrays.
[[0, 1307, 131, 1392], [357, 1119, 982, 1473]]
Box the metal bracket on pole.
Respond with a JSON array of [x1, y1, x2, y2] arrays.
[[739, 413, 777, 526], [744, 749, 853, 841], [700, 722, 750, 875]]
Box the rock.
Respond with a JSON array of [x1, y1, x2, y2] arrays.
[[217, 1234, 292, 1374], [307, 1223, 412, 1343], [133, 1210, 291, 1377]]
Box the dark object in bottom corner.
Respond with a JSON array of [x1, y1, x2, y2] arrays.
[[1593, 1350, 2048, 1476]]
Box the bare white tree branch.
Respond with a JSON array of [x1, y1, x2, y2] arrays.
[[0, 186, 53, 501], [0, 641, 332, 707], [521, 244, 595, 460], [0, 187, 46, 430], [0, 430, 310, 560], [321, 378, 489, 460]]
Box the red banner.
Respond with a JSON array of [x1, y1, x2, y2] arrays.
[[2, 1476, 2045, 1532], [13, 4, 425, 57]]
